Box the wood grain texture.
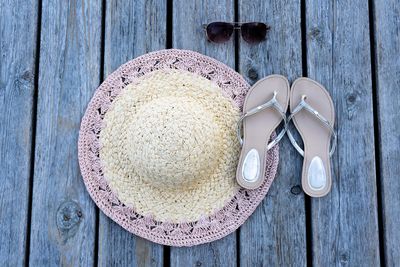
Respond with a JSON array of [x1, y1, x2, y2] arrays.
[[0, 0, 38, 266], [238, 0, 307, 266], [172, 0, 235, 65], [29, 1, 102, 265], [98, 0, 166, 266], [306, 0, 380, 265], [373, 0, 400, 265], [171, 0, 237, 265]]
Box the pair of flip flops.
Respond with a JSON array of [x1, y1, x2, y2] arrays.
[[236, 75, 336, 197]]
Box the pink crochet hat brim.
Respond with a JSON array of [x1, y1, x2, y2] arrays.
[[78, 49, 279, 247]]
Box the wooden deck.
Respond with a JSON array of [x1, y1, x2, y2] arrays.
[[1, 0, 399, 266]]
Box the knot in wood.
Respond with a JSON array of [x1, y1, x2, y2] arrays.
[[347, 93, 357, 104], [345, 91, 360, 120], [14, 70, 34, 92], [21, 70, 34, 82], [56, 200, 83, 231], [339, 252, 349, 263], [309, 27, 321, 39], [290, 185, 302, 195], [247, 67, 259, 80]]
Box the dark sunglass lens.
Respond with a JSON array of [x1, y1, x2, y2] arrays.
[[241, 23, 268, 43], [206, 22, 234, 43]]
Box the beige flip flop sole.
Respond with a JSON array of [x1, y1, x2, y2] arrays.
[[290, 78, 335, 197], [236, 75, 290, 189]]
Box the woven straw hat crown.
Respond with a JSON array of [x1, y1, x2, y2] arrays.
[[126, 95, 221, 189]]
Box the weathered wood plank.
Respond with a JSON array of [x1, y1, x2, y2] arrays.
[[170, 0, 237, 265], [306, 1, 380, 265], [373, 0, 400, 265], [29, 1, 102, 265], [171, 238, 237, 267], [238, 0, 306, 266], [0, 0, 38, 265], [98, 0, 166, 266], [99, 219, 163, 267]]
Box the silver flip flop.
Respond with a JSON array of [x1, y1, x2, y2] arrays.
[[236, 75, 290, 189], [287, 77, 336, 197]]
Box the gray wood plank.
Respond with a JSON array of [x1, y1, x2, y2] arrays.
[[0, 0, 38, 266], [98, 0, 166, 266], [373, 0, 400, 265], [29, 1, 102, 265], [170, 0, 237, 265], [171, 238, 236, 267], [306, 1, 380, 266], [238, 1, 307, 266]]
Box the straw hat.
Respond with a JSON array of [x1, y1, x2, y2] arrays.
[[78, 49, 279, 246]]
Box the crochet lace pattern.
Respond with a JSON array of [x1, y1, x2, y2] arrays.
[[78, 49, 279, 247]]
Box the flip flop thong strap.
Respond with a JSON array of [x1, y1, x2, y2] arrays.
[[286, 95, 337, 157], [237, 91, 287, 151]]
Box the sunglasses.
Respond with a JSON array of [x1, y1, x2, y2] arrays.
[[203, 22, 270, 44]]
